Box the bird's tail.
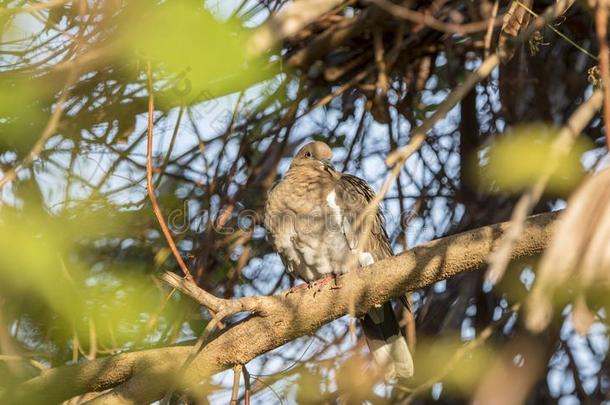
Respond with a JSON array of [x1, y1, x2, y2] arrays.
[[361, 302, 414, 380]]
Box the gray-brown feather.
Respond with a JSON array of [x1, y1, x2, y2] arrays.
[[335, 174, 393, 260], [264, 144, 413, 379]]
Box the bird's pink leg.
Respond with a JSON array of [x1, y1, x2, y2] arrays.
[[285, 275, 342, 297], [285, 282, 312, 296], [313, 273, 341, 289], [311, 274, 341, 297]]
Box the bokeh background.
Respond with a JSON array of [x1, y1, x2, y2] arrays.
[[1, 0, 609, 403]]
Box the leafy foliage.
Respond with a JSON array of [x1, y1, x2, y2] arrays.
[[0, 0, 608, 403]]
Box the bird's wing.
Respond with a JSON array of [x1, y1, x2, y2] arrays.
[[334, 173, 393, 260]]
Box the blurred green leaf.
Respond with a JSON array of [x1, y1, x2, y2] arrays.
[[477, 124, 591, 194], [0, 81, 48, 155], [0, 199, 189, 351], [124, 0, 259, 104], [296, 366, 325, 404], [412, 336, 494, 395], [0, 208, 71, 292]]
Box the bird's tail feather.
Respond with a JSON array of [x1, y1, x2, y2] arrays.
[[361, 302, 414, 380]]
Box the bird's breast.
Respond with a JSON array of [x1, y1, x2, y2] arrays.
[[265, 172, 362, 282]]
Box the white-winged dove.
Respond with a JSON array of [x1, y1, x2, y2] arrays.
[[264, 141, 414, 379]]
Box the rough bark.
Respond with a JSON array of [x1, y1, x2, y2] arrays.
[[5, 212, 558, 405]]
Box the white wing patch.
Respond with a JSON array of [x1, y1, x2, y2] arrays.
[[326, 190, 342, 222], [359, 252, 374, 266], [327, 190, 358, 250], [328, 190, 375, 267]]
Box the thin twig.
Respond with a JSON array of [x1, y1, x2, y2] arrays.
[[371, 0, 504, 35], [72, 329, 80, 363], [243, 366, 251, 405], [0, 70, 76, 191], [230, 365, 243, 404], [387, 0, 575, 169], [484, 0, 500, 59], [386, 54, 500, 168], [155, 105, 185, 189], [516, 0, 597, 61], [373, 29, 388, 94], [146, 64, 256, 403], [400, 303, 521, 403], [246, 0, 347, 57], [351, 53, 502, 257], [145, 61, 195, 284], [0, 0, 71, 16], [146, 62, 259, 402], [161, 272, 268, 318], [0, 355, 46, 372], [486, 90, 604, 284], [595, 0, 610, 150]]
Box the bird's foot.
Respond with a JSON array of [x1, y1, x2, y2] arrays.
[[312, 274, 342, 296], [284, 282, 312, 297]]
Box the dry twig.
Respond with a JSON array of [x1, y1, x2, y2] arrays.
[[230, 365, 243, 405], [371, 0, 504, 35], [145, 61, 196, 284], [387, 0, 574, 169], [526, 168, 610, 333], [0, 71, 76, 191], [486, 90, 604, 284], [595, 0, 610, 150], [401, 304, 521, 403]]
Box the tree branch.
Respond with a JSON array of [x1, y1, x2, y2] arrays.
[[5, 212, 558, 404]]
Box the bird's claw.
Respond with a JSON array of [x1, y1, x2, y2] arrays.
[[285, 282, 313, 297], [286, 276, 342, 297], [312, 274, 342, 296]]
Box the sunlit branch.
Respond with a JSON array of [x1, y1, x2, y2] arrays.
[[7, 212, 557, 404]]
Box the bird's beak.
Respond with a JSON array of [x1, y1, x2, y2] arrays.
[[321, 159, 335, 171]]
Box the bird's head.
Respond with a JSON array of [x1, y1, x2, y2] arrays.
[[290, 141, 334, 170]]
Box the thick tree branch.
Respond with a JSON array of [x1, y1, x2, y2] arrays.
[[5, 212, 558, 404]]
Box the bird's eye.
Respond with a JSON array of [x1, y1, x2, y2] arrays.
[[305, 151, 312, 158]]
